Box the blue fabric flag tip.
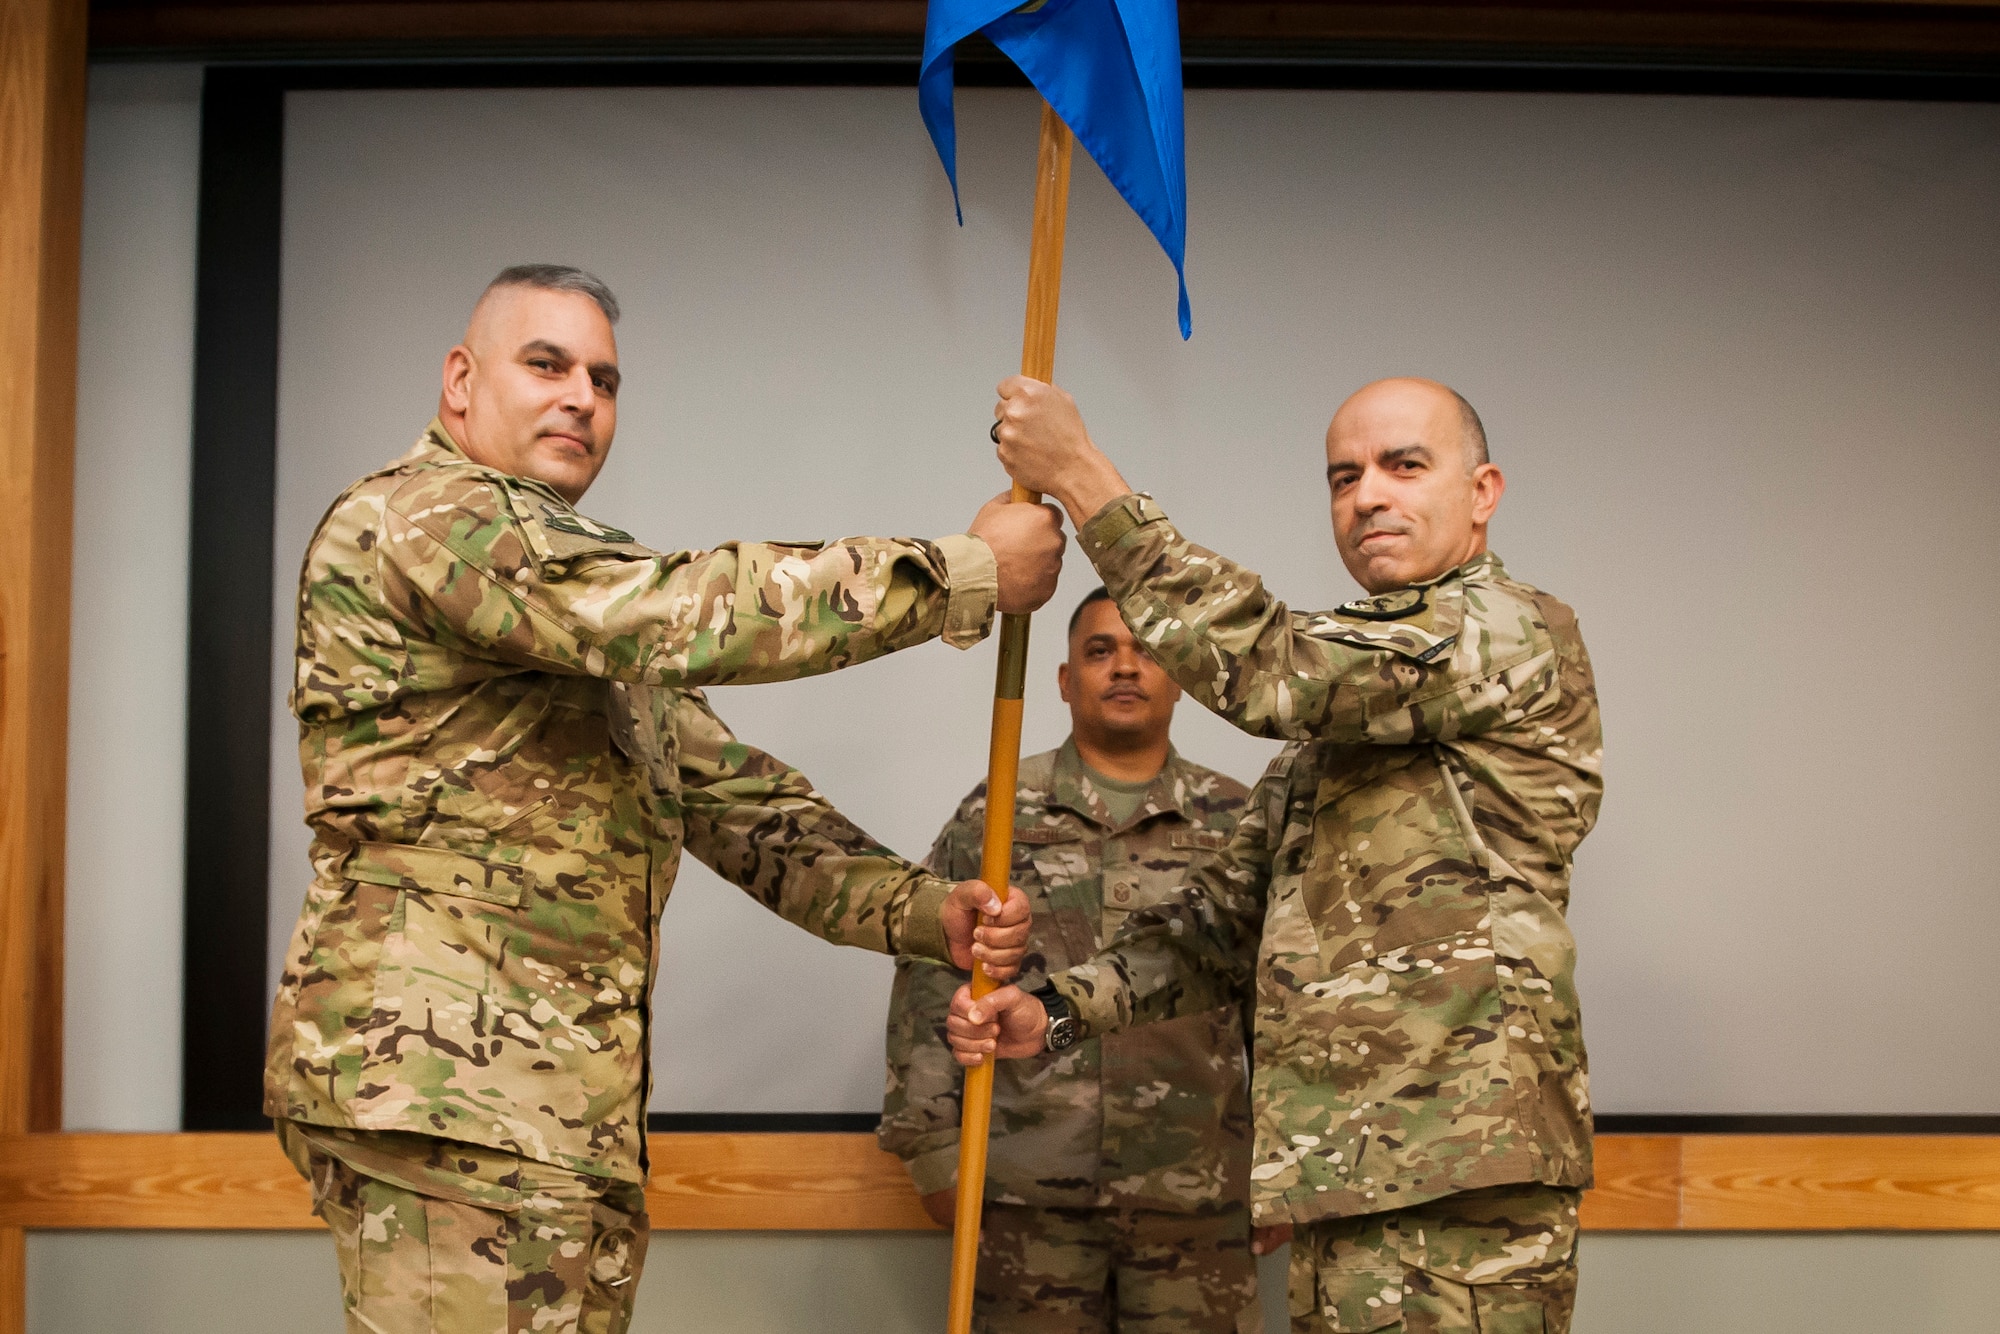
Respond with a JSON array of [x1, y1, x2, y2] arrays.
[[921, 0, 1191, 339]]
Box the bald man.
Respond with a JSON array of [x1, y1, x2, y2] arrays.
[[949, 377, 1603, 1333], [265, 264, 1065, 1334]]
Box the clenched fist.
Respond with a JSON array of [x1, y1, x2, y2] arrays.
[[989, 377, 1133, 529], [943, 981, 1049, 1067], [937, 880, 1033, 980], [967, 491, 1066, 615]]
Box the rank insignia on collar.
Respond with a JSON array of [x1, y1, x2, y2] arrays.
[[542, 504, 635, 544], [1337, 587, 1426, 621]]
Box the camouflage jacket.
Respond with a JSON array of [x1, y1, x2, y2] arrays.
[[1046, 494, 1603, 1230], [879, 740, 1253, 1211], [266, 421, 998, 1185]]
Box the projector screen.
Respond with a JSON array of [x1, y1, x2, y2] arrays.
[[268, 84, 2000, 1117]]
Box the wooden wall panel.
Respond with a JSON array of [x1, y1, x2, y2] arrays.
[[1681, 1136, 2000, 1231], [4, 1133, 1998, 1233], [0, 1132, 940, 1232], [1, 0, 88, 1329], [0, 1133, 312, 1231], [1579, 1135, 1681, 1230], [1, 0, 86, 1148], [646, 1133, 934, 1231]]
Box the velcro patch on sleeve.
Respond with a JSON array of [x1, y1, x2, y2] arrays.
[[542, 504, 635, 544]]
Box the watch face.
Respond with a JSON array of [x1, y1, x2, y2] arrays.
[[1046, 1017, 1079, 1051]]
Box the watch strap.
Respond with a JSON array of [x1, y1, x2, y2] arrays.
[[1029, 981, 1077, 1051], [1029, 980, 1070, 1020]]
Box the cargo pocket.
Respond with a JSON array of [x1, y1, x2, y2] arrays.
[[322, 1189, 362, 1319], [1310, 1263, 1406, 1331], [1391, 1186, 1578, 1334], [580, 1185, 650, 1332], [1470, 1285, 1549, 1334], [1287, 1242, 1319, 1325]]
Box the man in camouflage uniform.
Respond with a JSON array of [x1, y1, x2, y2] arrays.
[[951, 376, 1603, 1334], [881, 587, 1274, 1333], [265, 264, 1066, 1334]]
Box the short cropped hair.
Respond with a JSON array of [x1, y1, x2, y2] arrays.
[[1450, 388, 1489, 469], [482, 264, 621, 325], [1067, 586, 1114, 640]]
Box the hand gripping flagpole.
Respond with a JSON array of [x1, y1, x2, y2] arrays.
[[947, 101, 1073, 1334]]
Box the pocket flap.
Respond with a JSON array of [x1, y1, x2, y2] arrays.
[[345, 841, 533, 908], [1393, 1196, 1577, 1285]]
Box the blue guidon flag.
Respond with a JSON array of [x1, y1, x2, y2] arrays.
[[920, 0, 1192, 338]]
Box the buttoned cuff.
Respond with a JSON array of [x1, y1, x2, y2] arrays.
[[893, 877, 956, 965], [1048, 968, 1119, 1043], [904, 1144, 961, 1196], [932, 533, 999, 649]]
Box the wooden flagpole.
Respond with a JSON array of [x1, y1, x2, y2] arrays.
[[946, 101, 1074, 1334]]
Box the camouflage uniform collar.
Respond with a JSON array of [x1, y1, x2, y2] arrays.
[[413, 418, 571, 509], [418, 417, 468, 462], [1048, 736, 1200, 834], [1410, 550, 1506, 590]]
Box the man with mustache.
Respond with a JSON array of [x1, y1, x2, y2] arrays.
[[882, 586, 1279, 1333], [266, 264, 1066, 1334], [951, 377, 1603, 1334]]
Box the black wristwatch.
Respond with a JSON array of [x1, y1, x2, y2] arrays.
[[1030, 981, 1080, 1052]]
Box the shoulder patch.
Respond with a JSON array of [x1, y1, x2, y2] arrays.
[[1336, 587, 1426, 621], [541, 504, 634, 544]]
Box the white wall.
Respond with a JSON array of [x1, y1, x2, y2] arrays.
[[62, 62, 203, 1131], [270, 85, 2000, 1116]]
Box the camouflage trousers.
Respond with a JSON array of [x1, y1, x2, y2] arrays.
[[282, 1121, 649, 1334], [975, 1200, 1261, 1334], [1286, 1184, 1580, 1334]]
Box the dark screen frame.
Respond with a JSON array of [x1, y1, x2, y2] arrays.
[[179, 49, 2000, 1133]]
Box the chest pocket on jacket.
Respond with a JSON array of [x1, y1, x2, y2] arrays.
[[1098, 825, 1231, 947], [345, 841, 533, 910], [1013, 825, 1101, 968], [1301, 745, 1487, 973]]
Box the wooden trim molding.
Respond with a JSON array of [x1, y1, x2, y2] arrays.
[[1678, 1135, 2000, 1230], [1, 0, 88, 1329], [2, 1133, 1998, 1233], [1, 0, 86, 1149]]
